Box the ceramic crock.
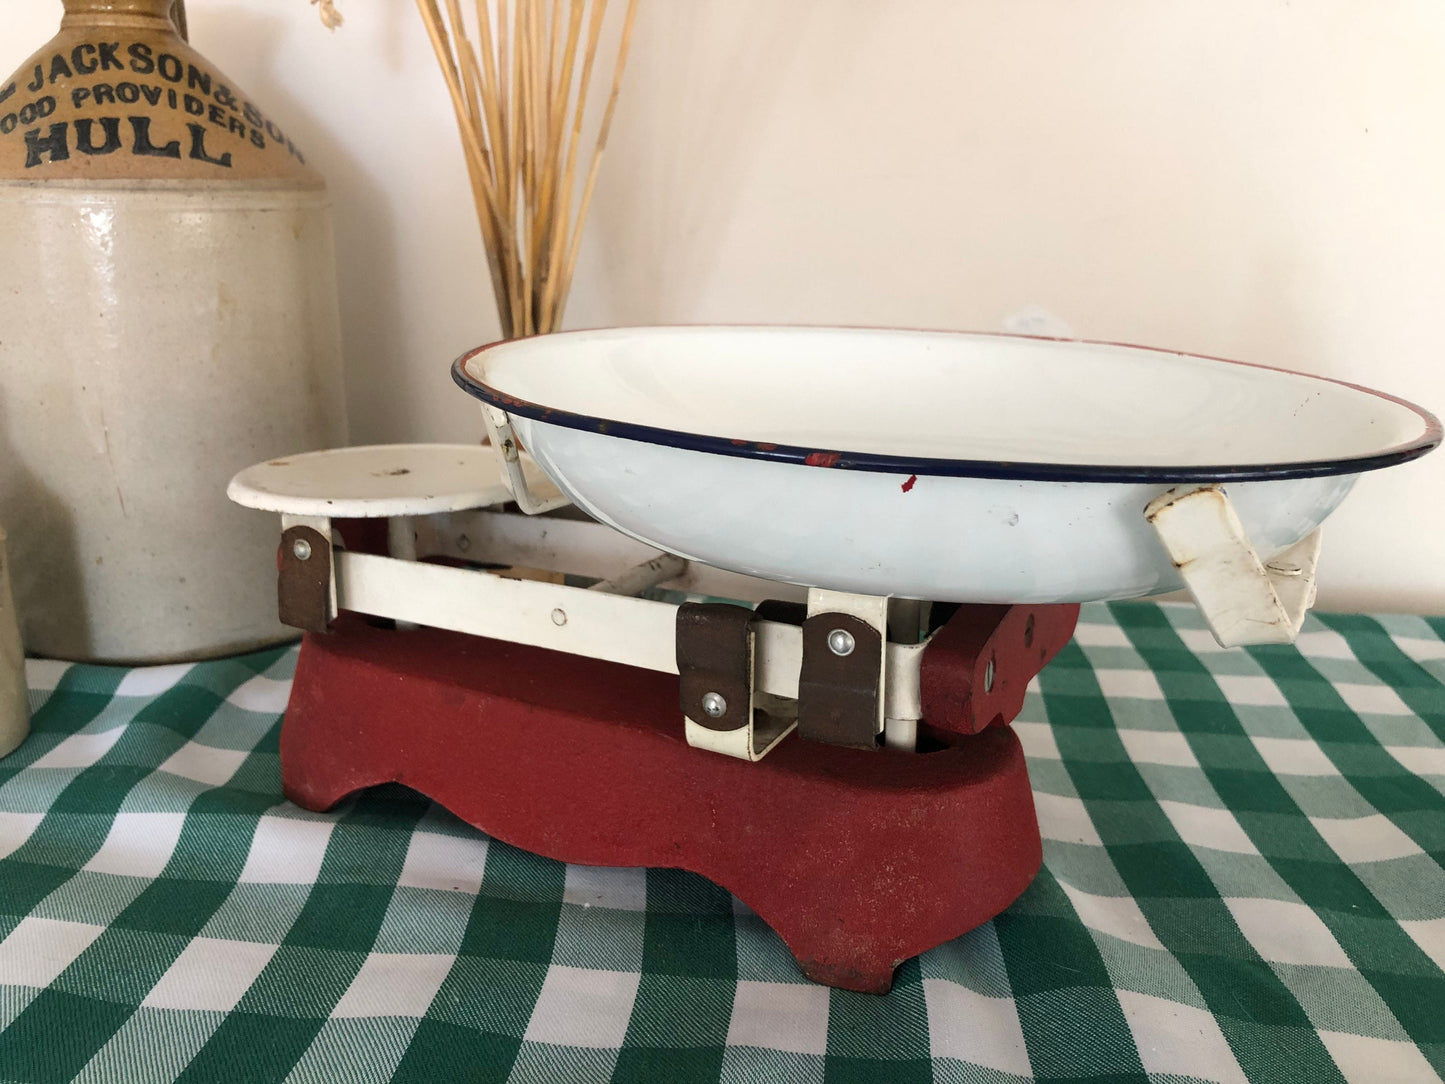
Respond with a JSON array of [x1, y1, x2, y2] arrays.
[[0, 527, 28, 759], [0, 0, 347, 662]]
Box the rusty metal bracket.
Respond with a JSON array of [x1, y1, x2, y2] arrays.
[[798, 610, 886, 749], [753, 599, 808, 626], [279, 524, 335, 634], [676, 602, 794, 761], [678, 603, 753, 734]]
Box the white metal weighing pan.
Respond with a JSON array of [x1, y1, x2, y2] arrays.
[[453, 326, 1439, 604]]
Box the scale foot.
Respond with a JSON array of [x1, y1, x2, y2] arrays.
[[282, 616, 1044, 994]]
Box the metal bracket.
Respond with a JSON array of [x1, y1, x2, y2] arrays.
[[279, 521, 336, 634], [1146, 485, 1321, 647], [478, 404, 572, 516], [590, 553, 689, 596], [676, 603, 795, 761], [798, 589, 889, 750]]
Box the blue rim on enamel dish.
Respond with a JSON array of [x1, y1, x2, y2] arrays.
[[451, 329, 1442, 486]]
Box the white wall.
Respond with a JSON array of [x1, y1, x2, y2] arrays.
[[6, 1, 1443, 613]]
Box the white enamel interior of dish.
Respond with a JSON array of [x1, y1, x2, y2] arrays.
[[512, 416, 1359, 603], [470, 327, 1426, 467]]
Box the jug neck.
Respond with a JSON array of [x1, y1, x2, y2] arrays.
[[61, 0, 177, 33]]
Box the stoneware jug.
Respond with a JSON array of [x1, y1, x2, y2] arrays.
[[0, 0, 347, 662], [0, 527, 29, 759]]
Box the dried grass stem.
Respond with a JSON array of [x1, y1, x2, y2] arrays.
[[417, 0, 639, 338]]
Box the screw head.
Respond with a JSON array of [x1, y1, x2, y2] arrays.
[[292, 538, 312, 561], [827, 628, 855, 657], [550, 608, 567, 626], [701, 692, 727, 718], [984, 656, 996, 693]]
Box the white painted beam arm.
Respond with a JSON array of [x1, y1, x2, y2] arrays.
[[1146, 485, 1321, 648], [589, 554, 690, 596], [332, 550, 926, 719]]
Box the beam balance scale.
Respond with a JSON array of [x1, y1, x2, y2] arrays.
[[229, 327, 1439, 994]]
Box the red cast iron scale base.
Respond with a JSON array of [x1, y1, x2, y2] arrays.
[[281, 604, 1079, 994]]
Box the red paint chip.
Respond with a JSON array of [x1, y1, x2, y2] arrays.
[[902, 474, 918, 493], [805, 452, 841, 468]]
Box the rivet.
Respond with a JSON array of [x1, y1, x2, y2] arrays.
[[457, 534, 471, 553], [292, 538, 312, 561], [1267, 561, 1303, 577], [984, 656, 996, 693], [702, 692, 727, 718], [828, 629, 855, 657], [551, 608, 567, 626]]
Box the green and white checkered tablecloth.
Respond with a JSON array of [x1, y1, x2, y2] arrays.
[[0, 601, 1442, 1083]]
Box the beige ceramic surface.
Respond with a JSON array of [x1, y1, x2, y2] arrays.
[[0, 185, 347, 662], [0, 2, 346, 663], [0, 0, 321, 184], [0, 527, 29, 759]]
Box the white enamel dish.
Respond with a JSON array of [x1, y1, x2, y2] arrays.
[[454, 327, 1439, 603]]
